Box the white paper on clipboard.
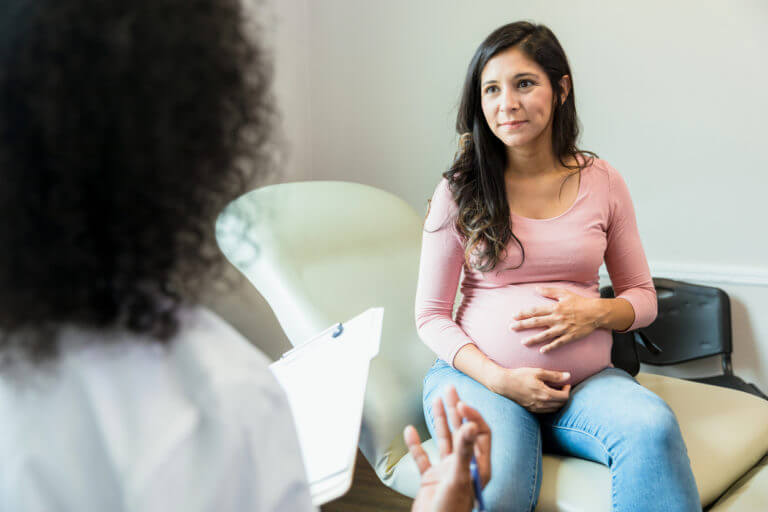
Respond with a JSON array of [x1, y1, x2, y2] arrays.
[[269, 307, 383, 504]]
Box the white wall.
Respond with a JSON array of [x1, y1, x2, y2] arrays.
[[243, 0, 768, 389]]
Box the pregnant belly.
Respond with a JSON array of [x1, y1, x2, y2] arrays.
[[457, 282, 613, 385]]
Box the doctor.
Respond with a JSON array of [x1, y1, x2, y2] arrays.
[[0, 1, 490, 510]]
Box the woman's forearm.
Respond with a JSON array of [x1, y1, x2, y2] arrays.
[[595, 297, 635, 332], [453, 344, 503, 392]]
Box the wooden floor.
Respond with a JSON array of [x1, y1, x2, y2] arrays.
[[320, 451, 413, 512]]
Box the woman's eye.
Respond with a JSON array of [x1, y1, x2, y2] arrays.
[[518, 79, 534, 88], [483, 85, 499, 94]]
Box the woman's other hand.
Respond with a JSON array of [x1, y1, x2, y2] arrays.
[[490, 367, 571, 413], [510, 286, 604, 353], [405, 385, 491, 512]]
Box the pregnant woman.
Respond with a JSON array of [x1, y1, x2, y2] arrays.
[[415, 21, 700, 511]]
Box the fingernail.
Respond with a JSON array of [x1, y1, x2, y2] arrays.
[[563, 372, 571, 379], [509, 322, 517, 330]]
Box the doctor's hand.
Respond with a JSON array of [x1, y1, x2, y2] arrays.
[[510, 286, 604, 354], [405, 386, 491, 512]]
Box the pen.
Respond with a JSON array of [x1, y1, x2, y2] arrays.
[[470, 453, 487, 512], [279, 321, 344, 360]]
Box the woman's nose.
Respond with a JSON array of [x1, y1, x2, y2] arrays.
[[500, 88, 520, 113]]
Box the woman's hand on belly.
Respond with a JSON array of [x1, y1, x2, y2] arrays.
[[488, 367, 572, 414], [509, 286, 603, 354]]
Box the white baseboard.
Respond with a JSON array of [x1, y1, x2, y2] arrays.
[[599, 262, 768, 287]]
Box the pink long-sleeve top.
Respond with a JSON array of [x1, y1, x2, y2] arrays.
[[414, 158, 657, 385]]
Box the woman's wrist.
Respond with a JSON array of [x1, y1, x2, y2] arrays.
[[482, 358, 507, 394], [483, 359, 524, 402], [592, 298, 611, 329], [595, 297, 635, 332]]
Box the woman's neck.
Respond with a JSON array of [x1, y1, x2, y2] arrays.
[[503, 127, 566, 177], [506, 154, 560, 178], [505, 143, 568, 178]]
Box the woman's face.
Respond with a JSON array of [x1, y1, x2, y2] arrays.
[[479, 46, 568, 151]]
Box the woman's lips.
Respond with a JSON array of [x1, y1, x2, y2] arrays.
[[500, 121, 527, 129]]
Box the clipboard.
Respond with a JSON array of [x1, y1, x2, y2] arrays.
[[269, 307, 383, 506]]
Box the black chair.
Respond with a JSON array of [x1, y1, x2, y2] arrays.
[[601, 277, 767, 400]]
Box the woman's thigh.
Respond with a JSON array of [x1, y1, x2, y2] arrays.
[[423, 359, 543, 512], [539, 367, 700, 511]]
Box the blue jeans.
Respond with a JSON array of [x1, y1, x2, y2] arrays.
[[423, 359, 701, 512]]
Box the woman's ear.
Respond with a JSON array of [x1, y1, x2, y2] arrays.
[[559, 75, 571, 105]]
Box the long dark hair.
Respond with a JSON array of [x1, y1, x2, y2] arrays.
[[444, 21, 596, 272], [0, 0, 274, 363]]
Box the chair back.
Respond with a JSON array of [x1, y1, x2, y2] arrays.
[[603, 278, 732, 368], [643, 278, 732, 364], [215, 181, 436, 483]]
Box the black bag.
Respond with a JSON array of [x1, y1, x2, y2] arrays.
[[610, 330, 639, 376]]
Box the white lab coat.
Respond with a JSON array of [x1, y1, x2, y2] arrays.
[[0, 307, 315, 512]]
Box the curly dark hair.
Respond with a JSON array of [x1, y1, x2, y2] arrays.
[[444, 21, 597, 272], [0, 0, 274, 361]]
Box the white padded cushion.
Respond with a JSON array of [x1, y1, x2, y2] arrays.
[[392, 373, 768, 511], [636, 374, 768, 505]]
